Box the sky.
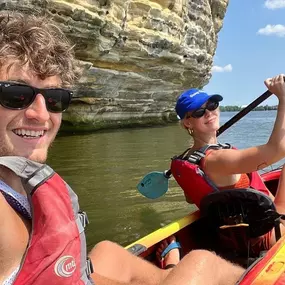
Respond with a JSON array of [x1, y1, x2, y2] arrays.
[[203, 0, 285, 106]]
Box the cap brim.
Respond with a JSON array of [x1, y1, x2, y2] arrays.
[[209, 94, 223, 102]]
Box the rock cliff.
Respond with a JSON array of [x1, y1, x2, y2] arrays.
[[1, 0, 229, 131]]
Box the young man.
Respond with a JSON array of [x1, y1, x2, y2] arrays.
[[0, 11, 244, 285]]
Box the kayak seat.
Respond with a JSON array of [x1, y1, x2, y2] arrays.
[[200, 188, 285, 259]]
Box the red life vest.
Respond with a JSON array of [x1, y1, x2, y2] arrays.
[[0, 156, 94, 285], [170, 144, 270, 208]]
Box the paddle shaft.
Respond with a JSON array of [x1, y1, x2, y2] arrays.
[[216, 90, 272, 136], [164, 89, 273, 178]]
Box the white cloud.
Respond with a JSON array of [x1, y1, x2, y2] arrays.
[[264, 0, 285, 9], [257, 24, 285, 37], [211, 64, 232, 73]]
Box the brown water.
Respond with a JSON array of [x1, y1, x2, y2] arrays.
[[47, 124, 195, 249], [47, 111, 279, 249]]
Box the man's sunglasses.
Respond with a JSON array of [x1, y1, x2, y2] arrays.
[[187, 101, 219, 119], [0, 81, 73, 113]]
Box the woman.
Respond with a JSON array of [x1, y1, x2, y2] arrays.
[[172, 74, 285, 255]]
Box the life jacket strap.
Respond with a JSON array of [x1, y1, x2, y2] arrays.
[[187, 152, 205, 164], [181, 143, 232, 165]]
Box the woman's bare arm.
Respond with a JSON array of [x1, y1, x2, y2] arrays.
[[204, 74, 285, 175]]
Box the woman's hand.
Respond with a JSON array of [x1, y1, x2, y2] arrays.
[[264, 74, 285, 101]]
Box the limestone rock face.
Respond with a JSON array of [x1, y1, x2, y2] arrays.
[[2, 0, 229, 131]]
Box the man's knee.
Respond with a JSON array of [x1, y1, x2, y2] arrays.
[[92, 240, 118, 251], [183, 249, 217, 262], [89, 240, 121, 259]]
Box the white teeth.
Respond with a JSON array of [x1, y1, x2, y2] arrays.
[[13, 129, 44, 138]]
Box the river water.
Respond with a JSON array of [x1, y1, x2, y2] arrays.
[[47, 111, 281, 249]]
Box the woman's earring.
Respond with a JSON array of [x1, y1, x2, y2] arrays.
[[188, 128, 194, 136]]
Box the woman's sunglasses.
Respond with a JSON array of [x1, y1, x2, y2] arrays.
[[0, 81, 73, 113], [187, 101, 219, 119]]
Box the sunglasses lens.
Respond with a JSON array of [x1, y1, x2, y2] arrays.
[[0, 85, 34, 109], [45, 89, 71, 113], [191, 108, 205, 118], [190, 101, 219, 118], [207, 101, 219, 111]]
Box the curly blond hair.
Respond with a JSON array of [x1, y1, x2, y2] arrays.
[[0, 11, 80, 87]]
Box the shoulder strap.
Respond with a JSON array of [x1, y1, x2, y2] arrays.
[[174, 147, 192, 160], [0, 156, 54, 195], [0, 156, 46, 177], [184, 143, 232, 165]]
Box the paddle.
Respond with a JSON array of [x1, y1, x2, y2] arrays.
[[137, 89, 273, 199]]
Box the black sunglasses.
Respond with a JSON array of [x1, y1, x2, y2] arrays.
[[0, 81, 73, 113], [188, 101, 219, 119]]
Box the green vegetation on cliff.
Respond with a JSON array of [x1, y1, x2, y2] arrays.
[[220, 105, 277, 112]]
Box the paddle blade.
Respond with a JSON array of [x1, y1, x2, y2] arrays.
[[137, 171, 169, 199]]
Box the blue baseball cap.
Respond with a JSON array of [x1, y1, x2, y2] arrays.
[[175, 88, 223, 119]]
